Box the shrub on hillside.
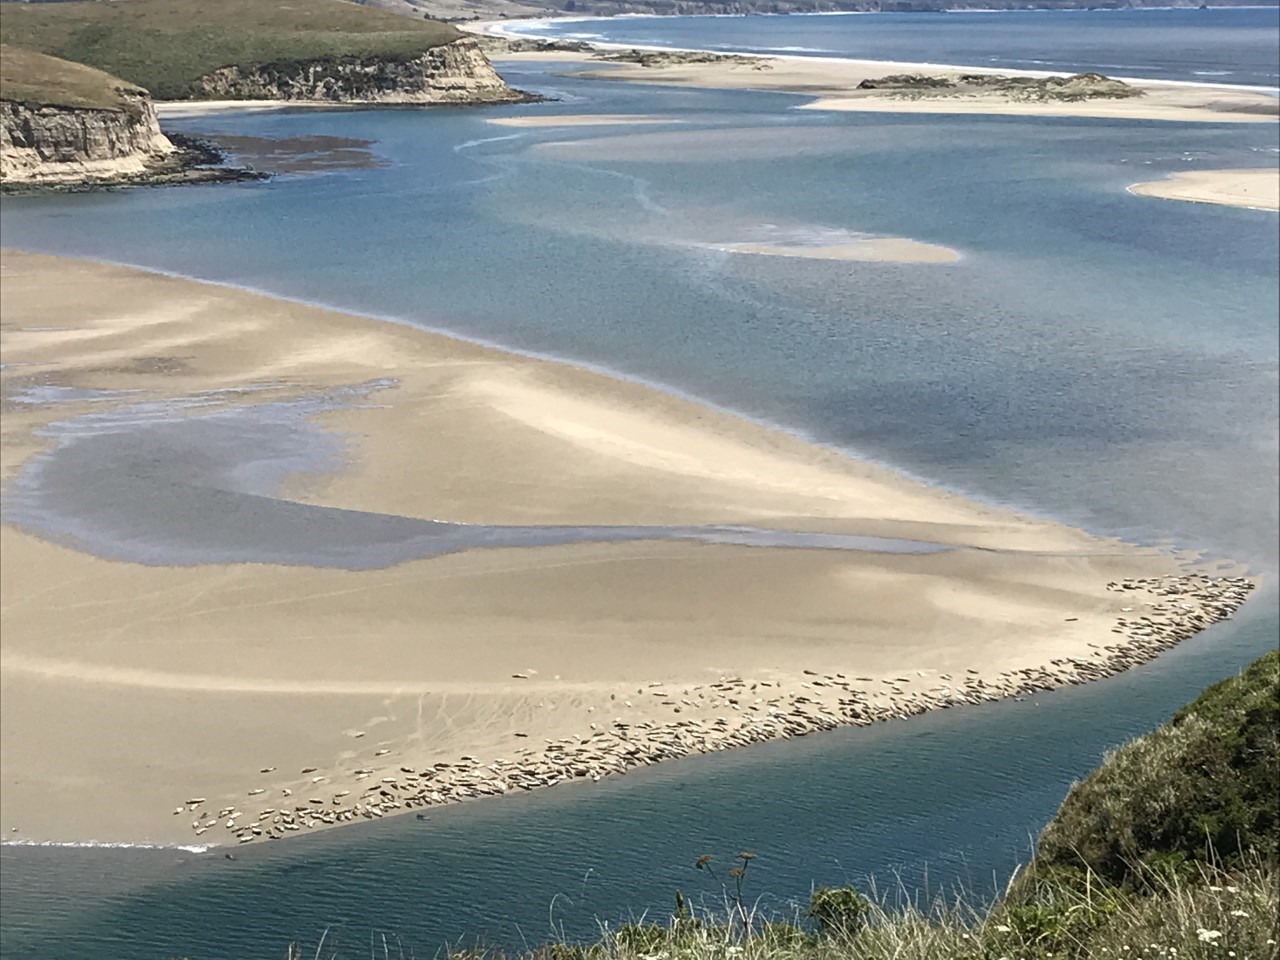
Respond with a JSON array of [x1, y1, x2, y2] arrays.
[[1033, 650, 1279, 888]]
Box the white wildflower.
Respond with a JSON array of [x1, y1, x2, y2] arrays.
[[1197, 929, 1223, 943], [1230, 909, 1248, 917]]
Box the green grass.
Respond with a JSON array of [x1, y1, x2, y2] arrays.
[[0, 43, 146, 112], [1034, 649, 1279, 888], [0, 0, 463, 100], [281, 862, 1278, 960]]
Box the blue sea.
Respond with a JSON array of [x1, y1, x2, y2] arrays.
[[1, 10, 1278, 959]]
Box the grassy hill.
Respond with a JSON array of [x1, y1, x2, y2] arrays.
[[1034, 648, 1279, 886], [0, 43, 147, 112], [0, 0, 463, 100]]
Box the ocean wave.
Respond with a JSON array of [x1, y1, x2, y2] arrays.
[[2, 838, 215, 853]]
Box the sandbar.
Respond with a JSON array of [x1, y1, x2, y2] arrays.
[[0, 250, 1252, 849], [488, 113, 674, 127], [714, 237, 960, 264], [1128, 168, 1280, 212]]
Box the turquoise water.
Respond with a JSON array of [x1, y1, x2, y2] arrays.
[[505, 7, 1280, 88], [1, 34, 1278, 960]]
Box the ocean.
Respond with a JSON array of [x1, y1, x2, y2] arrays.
[[1, 10, 1277, 958]]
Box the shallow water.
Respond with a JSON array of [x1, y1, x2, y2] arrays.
[[2, 387, 950, 567], [0, 29, 1277, 960]]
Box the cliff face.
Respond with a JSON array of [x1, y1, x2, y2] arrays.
[[194, 38, 523, 103], [0, 92, 174, 184]]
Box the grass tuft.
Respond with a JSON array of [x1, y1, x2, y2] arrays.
[[283, 861, 1278, 960]]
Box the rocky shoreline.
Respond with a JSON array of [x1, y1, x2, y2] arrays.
[[177, 572, 1255, 847], [1, 133, 264, 195], [1, 37, 530, 192], [191, 38, 531, 105]]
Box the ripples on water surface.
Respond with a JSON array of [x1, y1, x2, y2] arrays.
[[1, 20, 1278, 958]]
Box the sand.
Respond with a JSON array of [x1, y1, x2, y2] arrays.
[[0, 250, 1253, 849], [713, 237, 960, 264], [484, 45, 1279, 125], [1128, 168, 1280, 212], [154, 100, 309, 117], [487, 113, 675, 127]]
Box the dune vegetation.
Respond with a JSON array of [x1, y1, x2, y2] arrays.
[[0, 0, 463, 100]]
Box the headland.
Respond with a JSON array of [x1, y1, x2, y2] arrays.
[[0, 0, 528, 190]]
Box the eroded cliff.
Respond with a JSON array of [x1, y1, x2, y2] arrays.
[[0, 95, 175, 184], [0, 45, 179, 186], [193, 38, 525, 103]]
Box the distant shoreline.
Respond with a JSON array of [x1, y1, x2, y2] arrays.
[[464, 15, 1279, 123]]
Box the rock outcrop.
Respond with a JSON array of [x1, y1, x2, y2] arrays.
[[855, 71, 1142, 102], [0, 46, 177, 186], [193, 38, 525, 103], [0, 95, 174, 184]]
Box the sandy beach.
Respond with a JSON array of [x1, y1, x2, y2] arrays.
[[0, 250, 1254, 849], [1129, 168, 1280, 211]]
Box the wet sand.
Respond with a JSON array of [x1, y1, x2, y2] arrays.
[[0, 250, 1253, 848], [1129, 168, 1280, 211]]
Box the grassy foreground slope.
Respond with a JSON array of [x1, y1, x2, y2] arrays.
[[0, 0, 463, 99], [0, 43, 148, 112]]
